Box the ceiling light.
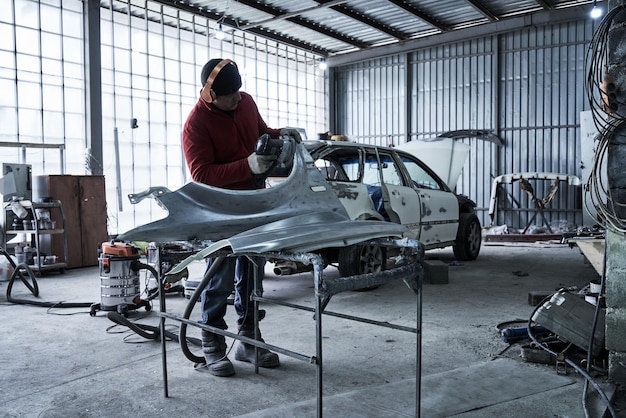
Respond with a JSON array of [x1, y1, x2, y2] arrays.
[[215, 23, 225, 40], [590, 2, 603, 19], [318, 60, 328, 71]]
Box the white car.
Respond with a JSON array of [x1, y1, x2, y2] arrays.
[[292, 139, 482, 277]]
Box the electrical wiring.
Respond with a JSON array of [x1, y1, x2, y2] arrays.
[[584, 5, 626, 131], [581, 244, 610, 417], [584, 118, 626, 233], [584, 5, 626, 232], [527, 289, 617, 418]]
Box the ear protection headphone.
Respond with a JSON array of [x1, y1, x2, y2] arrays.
[[200, 58, 232, 103]]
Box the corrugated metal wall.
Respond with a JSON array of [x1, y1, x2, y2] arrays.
[[333, 18, 596, 232]]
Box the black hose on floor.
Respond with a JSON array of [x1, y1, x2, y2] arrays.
[[105, 311, 201, 346], [2, 247, 93, 308], [101, 260, 203, 349]]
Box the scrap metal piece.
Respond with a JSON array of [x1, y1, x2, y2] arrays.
[[488, 172, 582, 226]]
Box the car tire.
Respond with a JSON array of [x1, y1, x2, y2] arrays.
[[452, 212, 482, 261], [338, 244, 387, 290]]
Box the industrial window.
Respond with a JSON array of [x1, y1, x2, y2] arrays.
[[2, 0, 327, 234], [100, 0, 327, 234], [0, 0, 84, 175]]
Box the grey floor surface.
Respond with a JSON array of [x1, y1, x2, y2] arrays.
[[0, 242, 623, 417]]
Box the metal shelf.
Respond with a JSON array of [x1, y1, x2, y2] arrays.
[[3, 199, 68, 274]]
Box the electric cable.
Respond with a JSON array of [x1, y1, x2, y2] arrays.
[[582, 240, 609, 417], [527, 292, 617, 418], [584, 5, 626, 232]]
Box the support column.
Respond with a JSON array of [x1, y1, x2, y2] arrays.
[[606, 0, 626, 385], [83, 0, 103, 175]]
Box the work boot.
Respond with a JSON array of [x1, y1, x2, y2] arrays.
[[234, 326, 280, 368], [201, 330, 235, 377]]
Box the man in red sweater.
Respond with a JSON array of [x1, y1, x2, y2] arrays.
[[182, 58, 284, 377]]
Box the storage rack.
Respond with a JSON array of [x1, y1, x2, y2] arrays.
[[2, 199, 68, 274]]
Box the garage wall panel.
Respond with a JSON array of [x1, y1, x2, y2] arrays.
[[333, 55, 406, 147], [498, 22, 591, 231], [333, 18, 595, 231]]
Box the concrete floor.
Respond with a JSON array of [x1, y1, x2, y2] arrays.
[[0, 242, 623, 417]]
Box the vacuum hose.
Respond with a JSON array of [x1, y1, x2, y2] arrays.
[[1, 247, 93, 308], [102, 260, 207, 348], [105, 311, 201, 346], [177, 256, 226, 365]]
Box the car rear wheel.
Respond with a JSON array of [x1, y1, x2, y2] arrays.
[[452, 212, 481, 261], [338, 244, 387, 290]]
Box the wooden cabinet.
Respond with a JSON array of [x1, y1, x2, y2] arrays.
[[34, 175, 108, 268]]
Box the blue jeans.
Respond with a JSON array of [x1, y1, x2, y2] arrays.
[[200, 256, 264, 329]]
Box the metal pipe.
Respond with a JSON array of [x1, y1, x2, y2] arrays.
[[416, 268, 422, 417], [113, 127, 123, 211], [159, 265, 169, 398], [318, 262, 420, 298], [159, 312, 316, 363], [313, 255, 324, 418], [254, 296, 418, 333]]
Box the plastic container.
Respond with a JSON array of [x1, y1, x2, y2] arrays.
[[23, 246, 34, 265], [0, 260, 12, 281]]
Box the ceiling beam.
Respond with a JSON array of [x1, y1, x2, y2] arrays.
[[327, 6, 587, 66], [385, 0, 449, 32], [317, 1, 410, 40], [149, 0, 330, 55], [534, 0, 553, 9], [287, 16, 371, 49], [239, 0, 349, 29], [464, 0, 500, 21]]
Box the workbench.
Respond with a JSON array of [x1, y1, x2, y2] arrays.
[[574, 238, 605, 276]]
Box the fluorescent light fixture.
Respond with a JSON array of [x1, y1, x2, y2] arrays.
[[590, 2, 603, 19], [215, 23, 225, 40]]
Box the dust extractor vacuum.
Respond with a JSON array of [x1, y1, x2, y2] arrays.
[[90, 241, 153, 317]]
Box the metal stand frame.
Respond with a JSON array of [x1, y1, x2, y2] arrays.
[[156, 241, 423, 418]]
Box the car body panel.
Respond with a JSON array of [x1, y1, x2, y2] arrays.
[[118, 141, 413, 265]]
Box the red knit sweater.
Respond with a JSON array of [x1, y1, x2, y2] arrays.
[[182, 92, 281, 189]]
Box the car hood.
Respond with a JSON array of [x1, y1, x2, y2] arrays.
[[117, 141, 411, 249], [397, 130, 502, 189]]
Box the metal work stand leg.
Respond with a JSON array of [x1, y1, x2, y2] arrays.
[[315, 270, 324, 417], [416, 273, 422, 417], [159, 273, 169, 398]]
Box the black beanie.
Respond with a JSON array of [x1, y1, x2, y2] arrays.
[[200, 59, 242, 97]]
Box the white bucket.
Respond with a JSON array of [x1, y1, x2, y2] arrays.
[[589, 280, 602, 294]]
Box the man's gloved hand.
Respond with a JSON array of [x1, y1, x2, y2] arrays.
[[280, 127, 302, 143], [248, 152, 277, 174]]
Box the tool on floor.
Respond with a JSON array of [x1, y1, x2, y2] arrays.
[[90, 241, 156, 317]]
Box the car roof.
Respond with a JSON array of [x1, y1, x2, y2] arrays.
[[304, 139, 392, 153], [303, 139, 452, 192]]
